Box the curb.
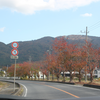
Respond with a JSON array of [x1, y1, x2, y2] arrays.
[[26, 79, 75, 85], [13, 84, 24, 96], [0, 80, 24, 96], [83, 84, 100, 89], [21, 79, 100, 89]]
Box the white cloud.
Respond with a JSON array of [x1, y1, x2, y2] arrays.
[[0, 0, 99, 14], [81, 13, 92, 17], [0, 27, 5, 32]]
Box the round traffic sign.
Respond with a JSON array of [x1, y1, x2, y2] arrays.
[[12, 41, 19, 48], [11, 49, 18, 56]]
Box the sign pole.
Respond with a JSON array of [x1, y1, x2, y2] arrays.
[[14, 58, 16, 92], [11, 41, 19, 92]]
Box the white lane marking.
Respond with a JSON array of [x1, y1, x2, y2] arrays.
[[19, 83, 27, 97]]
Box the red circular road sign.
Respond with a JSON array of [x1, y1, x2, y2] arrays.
[[12, 41, 19, 48], [11, 49, 18, 56]]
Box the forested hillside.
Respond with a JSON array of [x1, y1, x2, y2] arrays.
[[0, 35, 100, 67]]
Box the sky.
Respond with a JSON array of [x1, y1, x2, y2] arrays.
[[0, 0, 100, 44]]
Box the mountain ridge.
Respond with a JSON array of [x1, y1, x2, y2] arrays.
[[0, 35, 100, 67]]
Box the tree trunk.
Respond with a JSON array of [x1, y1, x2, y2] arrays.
[[70, 71, 73, 82], [35, 76, 36, 80], [47, 74, 49, 81], [90, 72, 93, 83], [34, 74, 36, 80], [63, 71, 65, 82], [43, 73, 44, 81], [47, 71, 49, 81], [52, 70, 54, 81], [79, 71, 81, 82], [52, 73, 54, 81], [57, 75, 59, 82]]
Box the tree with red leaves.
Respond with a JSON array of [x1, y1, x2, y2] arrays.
[[83, 42, 100, 82], [7, 64, 14, 77], [64, 43, 78, 82], [75, 47, 87, 82], [52, 37, 68, 82]]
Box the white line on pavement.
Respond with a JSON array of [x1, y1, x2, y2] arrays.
[[19, 83, 27, 97]]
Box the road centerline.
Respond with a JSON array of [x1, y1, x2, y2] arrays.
[[45, 85, 80, 98]]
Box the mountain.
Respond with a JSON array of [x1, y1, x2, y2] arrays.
[[0, 35, 100, 67], [67, 35, 100, 47], [0, 36, 54, 67]]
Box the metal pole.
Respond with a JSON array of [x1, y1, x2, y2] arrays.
[[14, 59, 16, 92], [6, 65, 8, 77], [85, 27, 88, 82], [81, 27, 89, 82]]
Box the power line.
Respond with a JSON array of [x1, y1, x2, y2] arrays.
[[89, 21, 100, 28], [89, 24, 100, 32], [89, 20, 100, 32]]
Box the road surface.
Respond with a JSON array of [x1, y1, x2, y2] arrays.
[[14, 80, 100, 99], [0, 79, 100, 100]]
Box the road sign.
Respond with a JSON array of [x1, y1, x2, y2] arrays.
[[11, 49, 18, 56], [10, 55, 18, 59], [11, 41, 19, 92], [12, 41, 19, 48]]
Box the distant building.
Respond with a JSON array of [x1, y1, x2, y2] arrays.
[[61, 71, 79, 77], [31, 71, 46, 79], [61, 69, 100, 78], [93, 67, 100, 78], [0, 69, 6, 77]]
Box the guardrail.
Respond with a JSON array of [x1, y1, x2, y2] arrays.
[[0, 77, 20, 80]]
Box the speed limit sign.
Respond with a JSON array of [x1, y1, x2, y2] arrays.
[[12, 41, 19, 48]]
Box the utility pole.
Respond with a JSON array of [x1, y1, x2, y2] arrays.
[[81, 26, 89, 82], [29, 56, 32, 79], [29, 56, 32, 63], [47, 47, 52, 81], [14, 59, 16, 91], [47, 50, 50, 80], [6, 65, 8, 77]]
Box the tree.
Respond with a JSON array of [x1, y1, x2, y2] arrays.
[[40, 61, 46, 80], [32, 62, 40, 80], [75, 47, 87, 82], [53, 54, 62, 81], [52, 37, 68, 82], [64, 43, 78, 82], [7, 64, 15, 77], [84, 41, 99, 82], [0, 71, 4, 77]]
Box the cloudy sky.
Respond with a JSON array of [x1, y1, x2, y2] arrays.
[[0, 0, 100, 44]]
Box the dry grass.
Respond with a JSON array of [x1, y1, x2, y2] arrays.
[[23, 76, 100, 86], [0, 81, 9, 89]]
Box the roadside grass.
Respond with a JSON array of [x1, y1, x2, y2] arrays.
[[13, 85, 24, 96], [0, 81, 9, 89], [21, 75, 100, 86]]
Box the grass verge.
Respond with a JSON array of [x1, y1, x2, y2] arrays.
[[0, 81, 9, 89]]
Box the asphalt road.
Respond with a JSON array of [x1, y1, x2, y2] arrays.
[[14, 80, 100, 99], [0, 79, 100, 100]]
